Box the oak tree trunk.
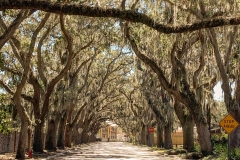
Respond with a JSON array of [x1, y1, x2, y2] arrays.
[[27, 127, 32, 151], [33, 122, 44, 152], [57, 116, 67, 149], [15, 118, 28, 159], [157, 123, 164, 148], [148, 132, 154, 147], [127, 29, 213, 154], [164, 124, 173, 149], [182, 120, 195, 151], [45, 117, 59, 151], [64, 125, 72, 147], [81, 131, 89, 143], [174, 102, 194, 151], [230, 108, 240, 147], [76, 133, 82, 145], [195, 120, 212, 155], [146, 124, 151, 147], [140, 124, 147, 145], [71, 126, 78, 145], [75, 118, 84, 145], [229, 74, 240, 147]]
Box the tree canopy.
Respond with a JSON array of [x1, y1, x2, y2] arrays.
[[0, 0, 240, 34], [0, 0, 240, 159]]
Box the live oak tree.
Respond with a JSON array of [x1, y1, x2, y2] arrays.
[[45, 51, 94, 150], [197, 1, 240, 148], [123, 0, 240, 154], [2, 0, 240, 158], [208, 26, 240, 147], [125, 14, 216, 154], [1, 11, 89, 157], [0, 11, 52, 158], [2, 0, 240, 34], [124, 61, 173, 148], [142, 72, 174, 149], [46, 15, 101, 149], [29, 14, 75, 153], [64, 37, 133, 145]]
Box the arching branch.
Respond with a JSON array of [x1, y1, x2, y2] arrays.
[[1, 0, 240, 34]]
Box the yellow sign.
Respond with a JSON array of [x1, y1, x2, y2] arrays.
[[219, 114, 239, 134]]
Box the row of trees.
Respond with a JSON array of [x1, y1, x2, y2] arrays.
[[0, 0, 239, 159], [0, 9, 135, 158]]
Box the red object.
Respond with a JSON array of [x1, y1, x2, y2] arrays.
[[28, 149, 32, 158], [149, 127, 154, 133]]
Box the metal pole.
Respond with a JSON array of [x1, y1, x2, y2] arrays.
[[228, 133, 230, 160]]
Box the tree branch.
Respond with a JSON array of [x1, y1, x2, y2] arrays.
[[0, 9, 30, 49], [0, 79, 14, 95], [1, 1, 240, 34], [193, 31, 205, 89], [37, 26, 51, 88]]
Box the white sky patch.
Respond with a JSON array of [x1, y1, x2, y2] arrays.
[[213, 81, 236, 101], [214, 82, 223, 101]]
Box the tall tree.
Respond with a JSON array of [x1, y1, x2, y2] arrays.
[[125, 26, 212, 153], [0, 11, 50, 158]]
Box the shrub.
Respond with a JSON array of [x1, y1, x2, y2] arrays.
[[0, 94, 15, 134]]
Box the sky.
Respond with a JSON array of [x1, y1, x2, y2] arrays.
[[213, 82, 223, 101]]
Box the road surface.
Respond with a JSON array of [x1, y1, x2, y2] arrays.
[[53, 142, 181, 160]]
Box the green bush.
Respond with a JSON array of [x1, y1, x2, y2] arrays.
[[229, 147, 240, 160], [0, 94, 15, 134], [194, 142, 201, 152], [210, 133, 240, 160]]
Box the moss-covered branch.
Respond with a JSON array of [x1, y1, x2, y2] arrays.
[[1, 0, 240, 34]]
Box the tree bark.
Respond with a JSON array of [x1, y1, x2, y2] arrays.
[[76, 133, 82, 145], [140, 124, 147, 145], [174, 102, 194, 151], [33, 122, 44, 152], [230, 73, 240, 147], [45, 116, 59, 151], [81, 131, 89, 144], [65, 124, 73, 147], [27, 127, 33, 151], [208, 28, 240, 148], [15, 118, 28, 159], [90, 135, 96, 142], [13, 85, 32, 159], [148, 132, 154, 147], [157, 122, 164, 148], [230, 111, 240, 147], [32, 14, 74, 152], [71, 126, 78, 145], [64, 102, 74, 147], [164, 123, 173, 149], [127, 34, 212, 154], [194, 118, 212, 155], [57, 115, 67, 149], [182, 120, 195, 151], [75, 118, 84, 145], [3, 1, 240, 34]]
